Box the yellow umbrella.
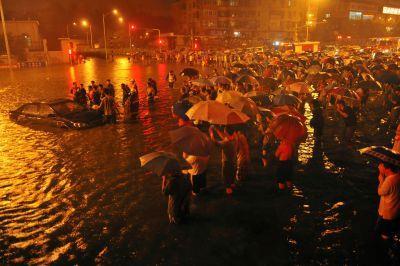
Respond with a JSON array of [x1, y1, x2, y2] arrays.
[[186, 100, 250, 125]]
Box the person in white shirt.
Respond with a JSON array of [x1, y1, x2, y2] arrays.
[[183, 152, 210, 196]]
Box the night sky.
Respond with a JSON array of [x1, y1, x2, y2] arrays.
[[3, 0, 176, 47]]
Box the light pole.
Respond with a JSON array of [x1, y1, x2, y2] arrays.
[[102, 9, 119, 61], [152, 28, 162, 53], [82, 20, 93, 48], [0, 0, 11, 69]]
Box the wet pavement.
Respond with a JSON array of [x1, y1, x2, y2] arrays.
[[0, 58, 393, 265]]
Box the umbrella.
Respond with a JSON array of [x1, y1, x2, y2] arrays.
[[287, 82, 310, 94], [325, 68, 340, 75], [184, 95, 204, 105], [236, 75, 259, 85], [186, 100, 250, 125], [244, 91, 269, 98], [326, 87, 348, 96], [191, 78, 213, 87], [272, 94, 301, 107], [245, 91, 272, 107], [225, 72, 239, 82], [181, 68, 199, 78], [357, 80, 382, 91], [261, 77, 279, 90], [169, 126, 211, 156], [211, 76, 233, 86], [307, 64, 322, 75], [237, 68, 258, 77], [258, 107, 276, 120], [271, 105, 306, 122], [228, 97, 260, 120], [216, 90, 243, 103], [268, 114, 307, 143], [140, 151, 190, 176], [359, 146, 400, 167], [378, 72, 399, 86], [232, 62, 247, 69]]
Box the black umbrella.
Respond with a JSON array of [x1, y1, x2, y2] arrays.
[[232, 62, 247, 69], [360, 146, 400, 167], [236, 75, 259, 85], [225, 72, 239, 82], [181, 68, 199, 78], [357, 80, 382, 91], [378, 71, 400, 86], [237, 68, 258, 77]]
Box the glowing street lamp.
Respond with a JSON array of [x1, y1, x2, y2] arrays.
[[81, 20, 93, 48], [118, 17, 124, 23], [102, 8, 122, 60]]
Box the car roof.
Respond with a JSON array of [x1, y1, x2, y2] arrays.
[[24, 98, 72, 105]]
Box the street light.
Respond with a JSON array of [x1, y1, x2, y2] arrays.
[[81, 19, 93, 48], [118, 17, 124, 23], [102, 9, 121, 60]]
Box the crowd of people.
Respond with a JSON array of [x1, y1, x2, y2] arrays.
[[72, 47, 400, 260]]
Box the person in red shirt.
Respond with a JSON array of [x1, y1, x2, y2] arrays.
[[275, 139, 295, 190]]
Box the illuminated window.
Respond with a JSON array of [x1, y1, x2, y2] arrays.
[[362, 15, 374, 20], [383, 6, 400, 16], [349, 11, 362, 20]]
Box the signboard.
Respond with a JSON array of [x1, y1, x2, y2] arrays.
[[383, 6, 400, 16]]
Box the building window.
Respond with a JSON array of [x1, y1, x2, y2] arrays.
[[362, 14, 374, 20], [349, 11, 362, 20]]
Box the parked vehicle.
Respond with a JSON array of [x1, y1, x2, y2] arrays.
[[10, 99, 104, 129]]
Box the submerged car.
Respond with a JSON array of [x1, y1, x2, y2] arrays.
[[10, 98, 104, 129]]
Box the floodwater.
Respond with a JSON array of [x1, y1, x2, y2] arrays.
[[0, 58, 392, 265]]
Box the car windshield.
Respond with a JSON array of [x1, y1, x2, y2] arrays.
[[50, 101, 85, 115]]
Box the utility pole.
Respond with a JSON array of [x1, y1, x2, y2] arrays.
[[103, 14, 108, 60], [0, 0, 11, 69]]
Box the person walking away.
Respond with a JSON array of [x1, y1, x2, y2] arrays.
[[147, 84, 156, 104], [275, 139, 295, 190], [99, 89, 118, 124], [121, 83, 131, 105], [236, 130, 250, 182], [105, 79, 115, 97], [166, 70, 177, 89], [375, 161, 400, 246], [124, 91, 139, 122], [148, 78, 158, 96], [336, 99, 356, 147], [92, 86, 101, 106], [209, 125, 237, 195], [183, 152, 210, 196], [310, 99, 324, 144], [162, 167, 192, 224]]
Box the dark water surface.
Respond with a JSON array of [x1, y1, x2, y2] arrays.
[[0, 58, 390, 265]]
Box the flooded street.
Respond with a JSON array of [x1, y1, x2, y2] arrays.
[[0, 59, 390, 265]]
